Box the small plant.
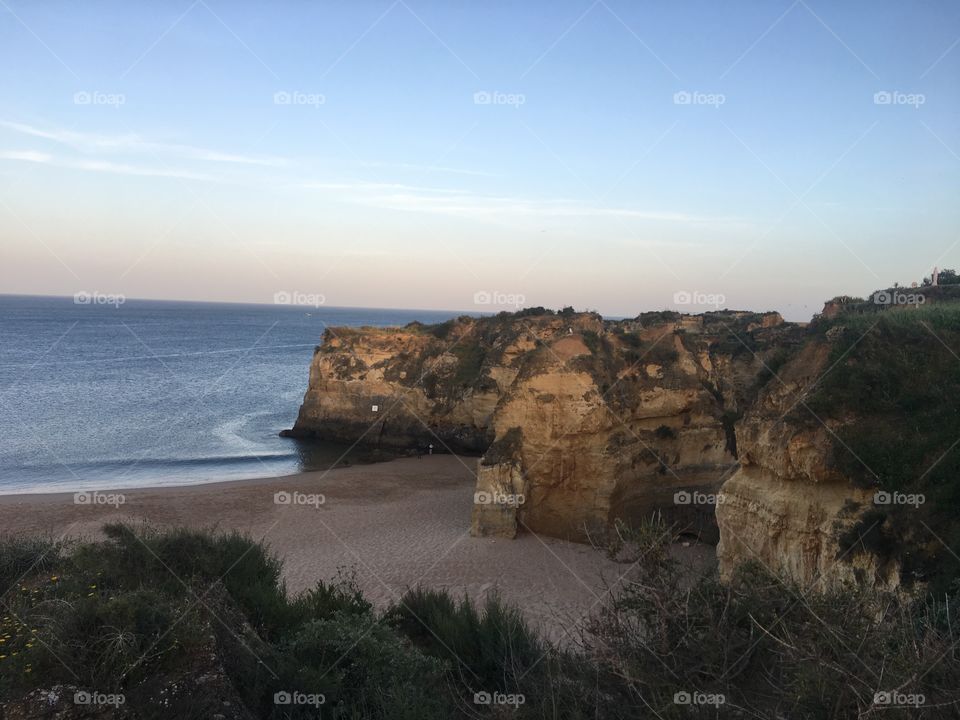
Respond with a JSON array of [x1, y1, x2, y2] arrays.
[[653, 424, 676, 440]]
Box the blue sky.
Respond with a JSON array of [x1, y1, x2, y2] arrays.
[[1, 0, 958, 319]]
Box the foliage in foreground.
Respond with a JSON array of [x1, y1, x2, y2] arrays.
[[589, 519, 960, 719], [0, 522, 958, 719]]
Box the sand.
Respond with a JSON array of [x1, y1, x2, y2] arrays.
[[0, 455, 714, 642]]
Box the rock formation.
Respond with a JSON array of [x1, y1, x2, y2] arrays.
[[286, 296, 960, 590], [287, 309, 798, 542], [714, 337, 883, 589]]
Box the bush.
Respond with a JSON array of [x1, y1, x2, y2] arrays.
[[0, 525, 454, 718], [654, 424, 676, 440], [385, 587, 612, 718], [386, 586, 543, 691], [452, 343, 485, 387], [0, 534, 62, 594], [3, 522, 958, 719], [581, 329, 600, 354], [586, 517, 960, 719], [92, 523, 291, 636], [279, 614, 450, 719]]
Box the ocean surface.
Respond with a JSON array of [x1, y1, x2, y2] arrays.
[[0, 295, 463, 493]]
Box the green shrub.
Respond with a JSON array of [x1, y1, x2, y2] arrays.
[[0, 534, 62, 595], [587, 517, 960, 719], [92, 524, 291, 636], [386, 587, 543, 694], [581, 329, 600, 354], [654, 424, 676, 440], [452, 343, 485, 387], [4, 522, 958, 719], [278, 613, 451, 719]]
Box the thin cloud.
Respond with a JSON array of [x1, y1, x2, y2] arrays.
[[301, 179, 744, 225], [298, 181, 467, 195], [0, 149, 216, 181], [0, 120, 287, 167], [0, 150, 54, 163], [360, 160, 497, 177]]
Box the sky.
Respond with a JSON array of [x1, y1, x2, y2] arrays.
[[0, 0, 958, 321]]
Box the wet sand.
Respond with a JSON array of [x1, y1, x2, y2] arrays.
[[0, 455, 714, 642]]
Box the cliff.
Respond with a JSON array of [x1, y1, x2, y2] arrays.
[[714, 337, 882, 588], [287, 309, 798, 542], [718, 300, 960, 590], [286, 299, 960, 589]]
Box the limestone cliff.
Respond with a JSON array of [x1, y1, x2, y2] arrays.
[[717, 296, 960, 590], [287, 298, 960, 589], [287, 309, 797, 542], [714, 338, 882, 588]]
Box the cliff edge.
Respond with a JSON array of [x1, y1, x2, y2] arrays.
[[286, 296, 960, 590], [287, 308, 796, 542]]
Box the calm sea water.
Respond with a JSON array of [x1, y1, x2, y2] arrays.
[[0, 295, 462, 493]]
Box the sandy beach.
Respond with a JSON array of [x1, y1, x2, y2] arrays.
[[0, 455, 714, 642]]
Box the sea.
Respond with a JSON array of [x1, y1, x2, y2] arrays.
[[0, 295, 463, 494]]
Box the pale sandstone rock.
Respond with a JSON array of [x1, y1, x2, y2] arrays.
[[715, 337, 896, 589], [289, 311, 792, 544]]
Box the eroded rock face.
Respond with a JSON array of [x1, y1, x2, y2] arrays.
[[472, 456, 526, 539], [715, 339, 893, 589], [288, 299, 960, 590], [288, 310, 796, 542]]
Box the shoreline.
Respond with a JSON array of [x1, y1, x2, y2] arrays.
[[0, 455, 715, 641], [0, 461, 344, 499]]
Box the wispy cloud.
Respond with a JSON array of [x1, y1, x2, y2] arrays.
[[0, 120, 287, 167], [359, 160, 497, 177], [0, 150, 54, 163], [300, 179, 743, 225], [0, 149, 216, 181], [0, 120, 745, 228], [298, 181, 467, 195]]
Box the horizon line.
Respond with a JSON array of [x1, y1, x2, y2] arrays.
[[0, 292, 806, 321]]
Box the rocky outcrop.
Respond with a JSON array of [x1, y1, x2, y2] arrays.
[[714, 339, 885, 588], [286, 325, 496, 452], [288, 309, 797, 542], [288, 298, 960, 590]]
